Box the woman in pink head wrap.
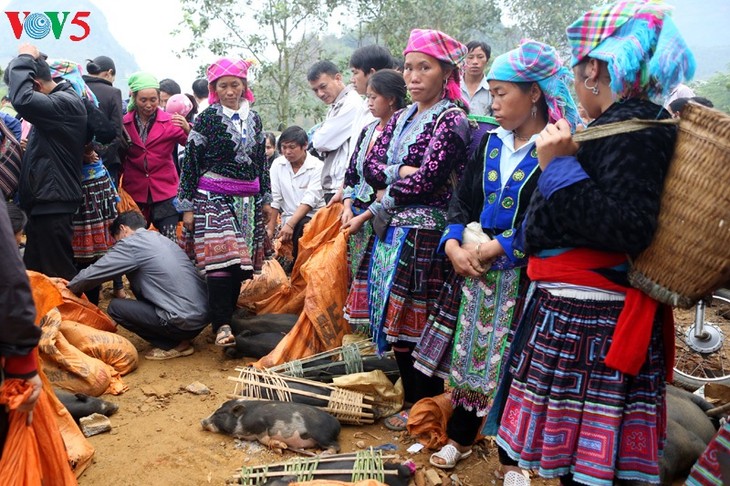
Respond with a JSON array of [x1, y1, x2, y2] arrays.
[[344, 29, 471, 431], [178, 57, 272, 349]]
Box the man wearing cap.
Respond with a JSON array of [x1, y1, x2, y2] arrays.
[[82, 55, 124, 186], [6, 43, 87, 280]]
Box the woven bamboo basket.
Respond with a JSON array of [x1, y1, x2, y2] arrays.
[[228, 367, 375, 424], [234, 450, 400, 485], [573, 102, 730, 308]]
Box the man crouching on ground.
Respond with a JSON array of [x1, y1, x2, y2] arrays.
[[67, 211, 209, 360]]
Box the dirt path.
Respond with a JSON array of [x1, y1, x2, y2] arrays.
[[75, 323, 557, 486]]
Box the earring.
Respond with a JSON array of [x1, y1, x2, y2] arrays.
[[531, 104, 537, 118], [584, 78, 599, 95]]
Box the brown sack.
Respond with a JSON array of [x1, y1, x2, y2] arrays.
[[60, 320, 139, 375], [238, 259, 289, 306], [406, 393, 454, 450], [254, 230, 350, 368]]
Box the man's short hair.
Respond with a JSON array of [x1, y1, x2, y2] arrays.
[[307, 61, 340, 82], [349, 45, 395, 72], [33, 57, 53, 82], [110, 211, 147, 237], [466, 41, 492, 60], [192, 78, 209, 99], [277, 126, 308, 151], [159, 78, 181, 95], [6, 201, 26, 234]]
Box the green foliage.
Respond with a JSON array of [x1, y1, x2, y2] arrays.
[[692, 67, 730, 114], [502, 0, 608, 56]]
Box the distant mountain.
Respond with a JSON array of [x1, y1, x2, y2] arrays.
[[0, 0, 139, 90], [669, 0, 730, 79]]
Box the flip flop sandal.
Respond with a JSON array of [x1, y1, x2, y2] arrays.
[[429, 444, 473, 469], [383, 409, 410, 431], [215, 325, 236, 347], [503, 470, 530, 486], [145, 346, 195, 361]]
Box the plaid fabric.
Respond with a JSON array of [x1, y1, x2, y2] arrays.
[[487, 40, 581, 130], [403, 29, 467, 66], [48, 59, 98, 105], [687, 422, 730, 486], [566, 0, 695, 98], [0, 120, 21, 198], [207, 58, 254, 105]]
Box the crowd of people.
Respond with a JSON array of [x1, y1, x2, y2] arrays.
[[1, 0, 727, 484]]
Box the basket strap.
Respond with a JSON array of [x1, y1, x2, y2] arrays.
[[572, 118, 679, 142]]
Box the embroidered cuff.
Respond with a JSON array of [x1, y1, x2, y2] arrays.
[[384, 164, 402, 185], [368, 201, 383, 216], [176, 198, 194, 212], [342, 186, 354, 199], [380, 190, 396, 211], [261, 192, 273, 206], [438, 224, 465, 253], [538, 156, 589, 199], [4, 349, 38, 379], [495, 229, 526, 264]]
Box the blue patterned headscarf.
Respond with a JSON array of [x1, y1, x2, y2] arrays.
[[48, 59, 98, 106], [566, 0, 695, 99], [487, 40, 581, 131]]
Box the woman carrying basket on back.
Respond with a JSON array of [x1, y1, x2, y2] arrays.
[[494, 1, 695, 485]]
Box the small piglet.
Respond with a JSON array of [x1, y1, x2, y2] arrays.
[[55, 389, 119, 423], [201, 400, 340, 453]]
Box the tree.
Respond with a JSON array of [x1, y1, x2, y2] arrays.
[[176, 0, 334, 129], [501, 0, 608, 56], [693, 67, 730, 114], [352, 0, 511, 58]]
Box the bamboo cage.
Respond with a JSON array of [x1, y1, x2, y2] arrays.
[[229, 367, 376, 424]]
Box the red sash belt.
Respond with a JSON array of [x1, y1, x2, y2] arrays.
[[527, 248, 674, 378]]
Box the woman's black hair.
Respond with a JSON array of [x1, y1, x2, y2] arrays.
[[184, 93, 198, 122], [277, 126, 308, 151], [349, 45, 396, 72], [515, 81, 549, 122], [264, 131, 277, 147], [6, 201, 26, 234], [367, 69, 408, 111]]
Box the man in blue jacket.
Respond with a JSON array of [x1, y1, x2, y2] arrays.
[[6, 43, 87, 280]]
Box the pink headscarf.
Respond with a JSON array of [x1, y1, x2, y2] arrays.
[[206, 57, 255, 105], [403, 29, 468, 104]]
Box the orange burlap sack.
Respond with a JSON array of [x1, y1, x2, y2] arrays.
[[238, 259, 289, 306], [0, 379, 79, 485], [292, 481, 387, 486], [38, 309, 124, 396], [60, 320, 139, 376], [254, 230, 350, 368], [116, 179, 140, 213], [406, 392, 454, 450], [44, 278, 116, 333], [252, 203, 344, 315]]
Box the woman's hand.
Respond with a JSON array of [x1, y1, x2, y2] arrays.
[[341, 206, 354, 226], [342, 213, 367, 235], [475, 239, 504, 267], [182, 211, 194, 232], [444, 240, 484, 277], [536, 119, 578, 170], [375, 189, 385, 202], [171, 114, 191, 134], [327, 187, 343, 207], [398, 165, 418, 178], [279, 221, 294, 242]]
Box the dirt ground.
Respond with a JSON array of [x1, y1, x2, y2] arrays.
[[75, 288, 559, 486]]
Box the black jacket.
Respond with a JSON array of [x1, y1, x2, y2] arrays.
[[8, 54, 87, 215], [83, 75, 124, 172]]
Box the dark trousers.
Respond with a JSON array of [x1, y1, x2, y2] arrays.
[[137, 198, 179, 241], [447, 405, 483, 447], [207, 266, 251, 332], [393, 341, 444, 405], [24, 213, 77, 280], [107, 298, 201, 350], [291, 216, 310, 263]]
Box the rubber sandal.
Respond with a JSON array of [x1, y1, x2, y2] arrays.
[[503, 470, 530, 486], [145, 346, 195, 361], [429, 444, 473, 469], [215, 325, 236, 347], [383, 409, 410, 431]]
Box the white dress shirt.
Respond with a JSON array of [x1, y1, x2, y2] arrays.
[[269, 153, 325, 223]]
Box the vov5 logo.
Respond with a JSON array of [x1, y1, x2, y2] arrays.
[[5, 11, 91, 41]]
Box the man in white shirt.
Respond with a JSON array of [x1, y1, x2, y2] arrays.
[[268, 126, 325, 262], [460, 41, 493, 117], [191, 78, 209, 114], [308, 60, 362, 204]]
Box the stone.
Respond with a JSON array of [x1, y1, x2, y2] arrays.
[[80, 413, 112, 437], [425, 468, 443, 486], [185, 381, 210, 395]]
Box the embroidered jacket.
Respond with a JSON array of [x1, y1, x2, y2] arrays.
[[343, 120, 379, 213], [178, 104, 270, 210]]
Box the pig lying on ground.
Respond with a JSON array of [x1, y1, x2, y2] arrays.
[[55, 389, 119, 422], [230, 313, 298, 335], [225, 331, 286, 359], [659, 384, 719, 484], [201, 400, 340, 453]]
